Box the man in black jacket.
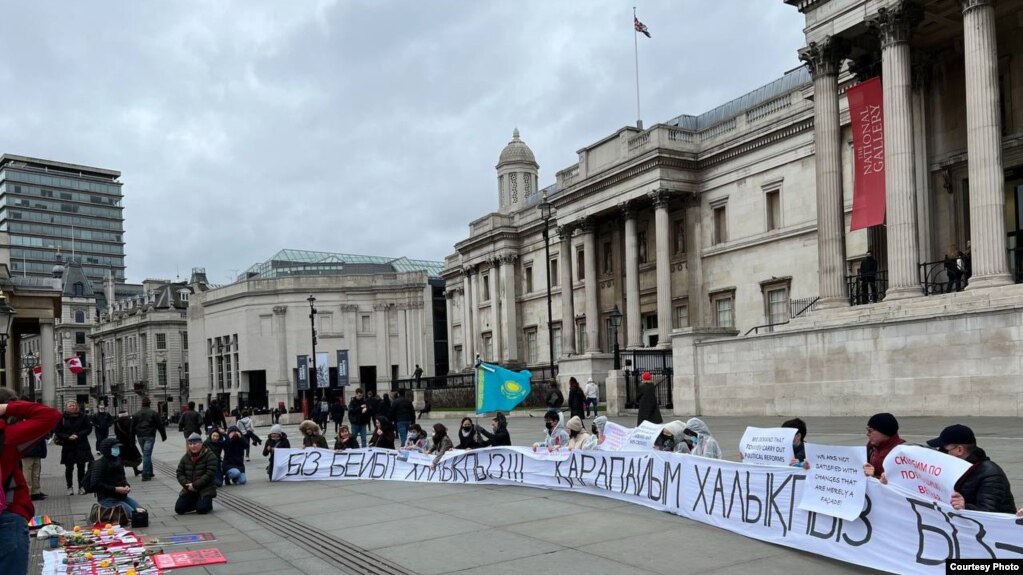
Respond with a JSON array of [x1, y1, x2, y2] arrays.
[[91, 404, 113, 453], [133, 397, 166, 481], [476, 412, 511, 447], [928, 424, 1017, 514], [389, 389, 415, 447], [347, 389, 370, 448], [178, 402, 203, 439]]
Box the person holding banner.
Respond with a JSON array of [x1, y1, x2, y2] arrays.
[[591, 416, 608, 447], [334, 425, 360, 451], [456, 417, 481, 449], [683, 418, 721, 459], [782, 418, 808, 467], [533, 410, 569, 452], [262, 425, 290, 480], [368, 416, 396, 449], [564, 416, 596, 451], [476, 413, 511, 447], [428, 423, 453, 469], [299, 420, 329, 449], [404, 424, 431, 452], [863, 413, 904, 478], [926, 424, 1017, 514], [654, 421, 688, 453]]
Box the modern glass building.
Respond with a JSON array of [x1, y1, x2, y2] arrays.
[[0, 154, 126, 285]]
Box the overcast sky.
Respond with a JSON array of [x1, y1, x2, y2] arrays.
[[1, 1, 806, 284]]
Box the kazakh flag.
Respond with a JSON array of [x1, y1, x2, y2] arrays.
[[476, 362, 532, 414]]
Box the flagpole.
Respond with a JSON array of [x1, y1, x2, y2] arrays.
[[633, 6, 642, 130]]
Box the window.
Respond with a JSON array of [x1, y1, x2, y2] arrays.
[[182, 333, 188, 350], [577, 248, 585, 281], [550, 258, 559, 288], [675, 304, 689, 329], [482, 333, 494, 362], [361, 315, 371, 333], [156, 333, 167, 350], [712, 294, 734, 328], [576, 320, 587, 352], [766, 189, 781, 231], [766, 287, 789, 327], [605, 317, 618, 351], [75, 331, 86, 344], [482, 274, 491, 302], [638, 231, 648, 263], [73, 282, 84, 297], [454, 345, 463, 369], [524, 264, 534, 293], [642, 313, 659, 347], [525, 329, 538, 364], [74, 310, 86, 323], [713, 205, 728, 244], [673, 219, 686, 255], [602, 241, 613, 274], [158, 363, 167, 388], [552, 325, 562, 360]]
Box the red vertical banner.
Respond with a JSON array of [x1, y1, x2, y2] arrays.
[[848, 76, 886, 231]]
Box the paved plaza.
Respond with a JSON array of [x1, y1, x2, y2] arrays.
[[29, 413, 1022, 575]]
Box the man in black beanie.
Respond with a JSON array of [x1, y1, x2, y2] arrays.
[[928, 424, 1016, 514], [863, 412, 904, 478]]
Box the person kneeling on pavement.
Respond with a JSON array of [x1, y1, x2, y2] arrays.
[[90, 438, 141, 518], [175, 433, 219, 515], [222, 426, 247, 485]]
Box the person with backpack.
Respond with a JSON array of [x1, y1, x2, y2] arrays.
[[0, 388, 62, 575], [54, 400, 94, 495], [87, 438, 140, 519]]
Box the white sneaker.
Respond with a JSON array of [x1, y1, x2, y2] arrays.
[[78, 487, 86, 495], [67, 487, 74, 496]]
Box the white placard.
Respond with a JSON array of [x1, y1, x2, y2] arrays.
[[624, 421, 664, 451], [739, 426, 797, 467], [882, 444, 973, 503], [599, 421, 631, 451], [798, 443, 868, 521]]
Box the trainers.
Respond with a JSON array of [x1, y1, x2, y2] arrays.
[[67, 487, 74, 496], [78, 487, 86, 495], [31, 493, 46, 501], [141, 476, 152, 482]]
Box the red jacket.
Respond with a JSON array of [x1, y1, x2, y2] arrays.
[[866, 434, 905, 478], [1, 401, 62, 520]]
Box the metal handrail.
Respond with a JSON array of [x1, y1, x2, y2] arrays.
[[744, 296, 819, 336]]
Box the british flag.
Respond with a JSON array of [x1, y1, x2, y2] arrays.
[[634, 16, 651, 38]]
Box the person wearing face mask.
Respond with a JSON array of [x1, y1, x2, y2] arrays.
[[404, 424, 432, 452], [683, 418, 722, 459], [532, 410, 569, 453], [428, 423, 454, 469], [590, 416, 608, 448], [54, 400, 94, 495], [90, 438, 140, 518], [476, 413, 511, 447], [456, 417, 481, 449], [654, 421, 686, 452], [927, 424, 1016, 514], [175, 433, 220, 515], [334, 425, 360, 451]]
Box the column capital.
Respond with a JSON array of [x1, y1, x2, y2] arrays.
[[961, 0, 994, 13], [461, 265, 476, 277], [648, 189, 672, 209], [871, 1, 923, 48], [272, 305, 287, 315], [578, 217, 596, 234], [619, 200, 637, 220], [499, 253, 518, 265], [339, 304, 360, 312], [799, 35, 850, 78], [373, 303, 391, 311], [555, 224, 575, 240]]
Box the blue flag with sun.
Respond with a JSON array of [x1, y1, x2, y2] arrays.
[[476, 362, 532, 414]]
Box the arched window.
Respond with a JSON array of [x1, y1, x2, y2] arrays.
[[74, 310, 86, 323]]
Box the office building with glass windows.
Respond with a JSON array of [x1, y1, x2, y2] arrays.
[[0, 154, 125, 285]]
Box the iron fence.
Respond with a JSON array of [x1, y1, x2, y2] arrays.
[[620, 349, 673, 410]]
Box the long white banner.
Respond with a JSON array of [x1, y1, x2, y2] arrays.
[[271, 447, 1022, 574]]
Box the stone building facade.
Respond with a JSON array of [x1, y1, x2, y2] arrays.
[[185, 251, 445, 411], [446, 0, 1023, 417]]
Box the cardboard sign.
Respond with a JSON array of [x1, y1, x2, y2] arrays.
[[153, 548, 227, 570], [798, 444, 868, 521], [882, 445, 973, 503], [624, 421, 664, 451], [599, 421, 631, 451], [739, 426, 796, 467]]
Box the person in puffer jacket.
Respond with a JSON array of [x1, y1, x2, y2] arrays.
[[532, 410, 569, 452], [928, 424, 1016, 514], [683, 418, 722, 459]]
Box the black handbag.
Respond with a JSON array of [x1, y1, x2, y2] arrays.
[[131, 507, 149, 528]]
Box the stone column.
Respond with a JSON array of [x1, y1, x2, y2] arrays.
[[342, 304, 360, 386], [557, 227, 576, 356], [489, 260, 502, 361], [499, 254, 519, 362], [962, 0, 1012, 288], [468, 266, 479, 362], [580, 218, 600, 353], [621, 203, 642, 348], [461, 268, 475, 367], [397, 305, 408, 376], [912, 57, 934, 264], [445, 292, 455, 373], [800, 36, 850, 308], [40, 319, 56, 407], [876, 2, 924, 299], [272, 306, 290, 403], [684, 200, 705, 326], [651, 190, 673, 347], [375, 304, 390, 385]]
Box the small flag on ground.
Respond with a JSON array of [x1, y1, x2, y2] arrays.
[[634, 16, 651, 38], [476, 362, 531, 414]]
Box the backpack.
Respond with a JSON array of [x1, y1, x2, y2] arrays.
[[81, 460, 98, 494]]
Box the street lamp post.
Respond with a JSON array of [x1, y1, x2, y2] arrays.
[[22, 351, 38, 403], [178, 364, 186, 408], [0, 291, 15, 389], [306, 295, 318, 418], [609, 305, 623, 370], [538, 192, 557, 378]]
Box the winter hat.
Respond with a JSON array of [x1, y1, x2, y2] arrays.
[[566, 416, 583, 433], [187, 433, 202, 443], [269, 424, 283, 436], [641, 372, 652, 381], [867, 413, 899, 437], [592, 416, 608, 433], [586, 377, 595, 384], [227, 425, 241, 434]]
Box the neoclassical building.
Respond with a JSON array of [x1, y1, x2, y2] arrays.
[[186, 250, 445, 411], [445, 0, 1023, 417]]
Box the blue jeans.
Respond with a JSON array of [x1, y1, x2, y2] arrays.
[[585, 398, 598, 417], [226, 467, 247, 485], [99, 496, 139, 517], [139, 436, 156, 477], [352, 424, 368, 447], [396, 421, 410, 447], [0, 512, 29, 575]]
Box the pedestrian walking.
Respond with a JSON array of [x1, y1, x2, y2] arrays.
[[91, 404, 113, 452], [178, 401, 203, 439], [54, 400, 94, 495], [584, 377, 599, 417], [567, 377, 586, 421], [636, 372, 663, 425], [389, 388, 415, 447], [112, 411, 142, 477], [132, 397, 167, 481], [347, 389, 371, 446]]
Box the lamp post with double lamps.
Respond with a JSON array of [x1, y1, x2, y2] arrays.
[[305, 295, 318, 418], [538, 191, 557, 378], [22, 351, 38, 403]]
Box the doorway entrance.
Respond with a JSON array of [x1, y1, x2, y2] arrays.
[[359, 366, 377, 394]]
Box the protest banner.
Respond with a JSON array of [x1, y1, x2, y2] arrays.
[[799, 444, 868, 521], [624, 421, 664, 451], [739, 426, 796, 467], [153, 548, 227, 570], [271, 446, 1022, 574], [599, 421, 630, 451], [882, 444, 973, 503]]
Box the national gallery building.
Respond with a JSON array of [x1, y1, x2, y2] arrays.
[[443, 0, 1023, 417]]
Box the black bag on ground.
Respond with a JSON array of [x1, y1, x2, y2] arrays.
[[131, 507, 149, 528]]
